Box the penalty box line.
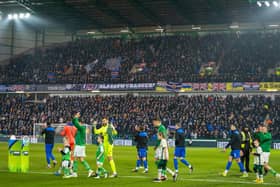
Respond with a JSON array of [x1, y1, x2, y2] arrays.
[[0, 170, 279, 186]]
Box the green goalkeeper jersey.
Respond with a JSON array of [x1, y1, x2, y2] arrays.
[[255, 132, 272, 152], [72, 117, 86, 146], [96, 143, 105, 163], [94, 123, 117, 146], [156, 124, 167, 147]]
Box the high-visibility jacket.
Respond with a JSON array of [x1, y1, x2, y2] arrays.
[[241, 131, 252, 150]]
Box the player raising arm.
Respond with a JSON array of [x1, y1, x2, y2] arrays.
[[254, 124, 280, 179], [93, 117, 118, 178], [72, 111, 94, 178]]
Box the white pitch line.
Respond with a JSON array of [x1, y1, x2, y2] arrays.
[[119, 176, 279, 186], [179, 178, 279, 186], [0, 170, 279, 186]]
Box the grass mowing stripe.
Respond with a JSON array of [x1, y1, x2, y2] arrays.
[[0, 170, 278, 186]]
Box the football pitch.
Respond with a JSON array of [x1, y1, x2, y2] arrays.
[[0, 143, 279, 187]]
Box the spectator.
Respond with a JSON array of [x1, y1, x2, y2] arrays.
[[0, 95, 279, 139], [0, 33, 280, 84]]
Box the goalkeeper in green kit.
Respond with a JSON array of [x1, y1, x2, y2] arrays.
[[72, 111, 94, 177], [94, 135, 108, 179]]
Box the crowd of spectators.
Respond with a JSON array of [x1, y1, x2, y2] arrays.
[[0, 94, 279, 139], [0, 32, 280, 84]]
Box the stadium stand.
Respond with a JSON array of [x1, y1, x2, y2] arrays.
[[1, 33, 280, 84], [0, 95, 279, 139]]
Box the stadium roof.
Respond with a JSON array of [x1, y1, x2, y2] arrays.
[[1, 0, 280, 31]]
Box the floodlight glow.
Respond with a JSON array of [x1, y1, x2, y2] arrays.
[[7, 12, 31, 20], [13, 14, 18, 19], [257, 1, 262, 7], [229, 25, 239, 29], [25, 13, 30, 18], [192, 26, 201, 30], [120, 29, 129, 33], [155, 28, 164, 32], [19, 13, 25, 19], [265, 1, 270, 7], [268, 24, 279, 27], [8, 14, 13, 20], [273, 1, 279, 7]]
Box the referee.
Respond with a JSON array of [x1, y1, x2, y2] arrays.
[[42, 122, 57, 168]]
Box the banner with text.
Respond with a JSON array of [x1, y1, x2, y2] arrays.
[[0, 82, 280, 92]]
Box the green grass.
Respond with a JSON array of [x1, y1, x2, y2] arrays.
[[0, 143, 280, 187]]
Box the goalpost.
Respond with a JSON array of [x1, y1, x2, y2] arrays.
[[32, 123, 92, 144]]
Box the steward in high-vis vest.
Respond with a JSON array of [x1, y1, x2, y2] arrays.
[[241, 126, 253, 172]]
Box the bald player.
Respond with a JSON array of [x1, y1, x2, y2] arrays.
[[93, 117, 118, 178]]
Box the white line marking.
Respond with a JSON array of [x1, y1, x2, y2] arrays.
[[0, 170, 279, 185]]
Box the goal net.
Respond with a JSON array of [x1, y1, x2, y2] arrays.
[[32, 123, 92, 144]]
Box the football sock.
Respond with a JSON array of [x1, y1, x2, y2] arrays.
[[109, 160, 117, 174], [225, 161, 232, 171], [81, 160, 91, 171], [174, 159, 178, 171], [73, 160, 78, 172], [143, 160, 148, 169], [269, 168, 277, 176], [181, 159, 190, 166], [136, 159, 141, 168], [238, 162, 245, 172]]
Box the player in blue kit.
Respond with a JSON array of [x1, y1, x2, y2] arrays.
[[41, 122, 57, 168], [222, 124, 248, 177], [132, 125, 148, 173], [173, 123, 193, 174]]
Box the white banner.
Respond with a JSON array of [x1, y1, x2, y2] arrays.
[[273, 143, 280, 150], [113, 139, 133, 146], [217, 141, 229, 148], [168, 139, 175, 147], [98, 83, 155, 90]]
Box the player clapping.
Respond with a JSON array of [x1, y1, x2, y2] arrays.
[[254, 124, 280, 179], [93, 117, 118, 178]]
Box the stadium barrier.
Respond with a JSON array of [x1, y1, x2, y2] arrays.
[[1, 136, 280, 149], [273, 142, 280, 150], [114, 139, 133, 146], [0, 82, 279, 92], [216, 141, 229, 149]]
